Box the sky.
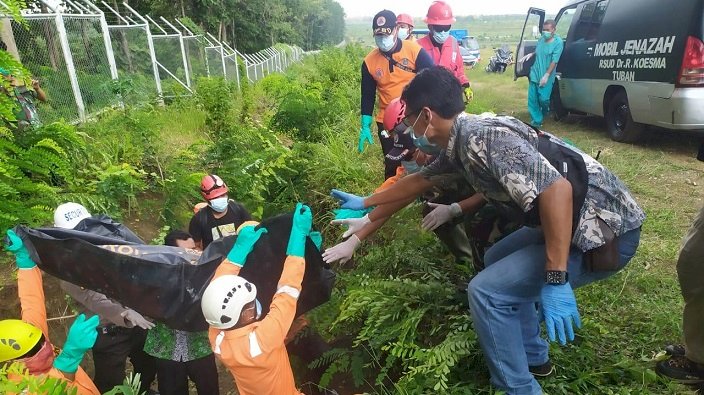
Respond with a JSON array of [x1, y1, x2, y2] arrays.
[[338, 0, 567, 18]]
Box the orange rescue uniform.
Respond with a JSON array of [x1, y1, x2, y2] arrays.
[[17, 267, 100, 395], [363, 40, 424, 123], [208, 256, 305, 395]]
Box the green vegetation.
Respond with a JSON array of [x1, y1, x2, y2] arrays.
[[1, 42, 702, 394]]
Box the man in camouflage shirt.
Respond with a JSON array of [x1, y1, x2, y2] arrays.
[[333, 67, 645, 395], [143, 230, 219, 395]]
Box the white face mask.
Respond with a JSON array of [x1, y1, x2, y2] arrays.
[[375, 34, 396, 52], [397, 27, 409, 41], [433, 30, 450, 43], [209, 197, 229, 213]]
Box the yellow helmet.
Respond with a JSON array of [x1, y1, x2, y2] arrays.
[[0, 319, 43, 363]]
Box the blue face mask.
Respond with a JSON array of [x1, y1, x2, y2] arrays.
[[433, 30, 450, 44], [542, 31, 554, 40], [255, 299, 262, 319], [401, 160, 421, 174], [375, 34, 396, 52], [209, 196, 229, 213], [397, 27, 409, 41], [407, 112, 442, 155]]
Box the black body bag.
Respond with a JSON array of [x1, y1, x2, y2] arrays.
[[13, 214, 335, 331]]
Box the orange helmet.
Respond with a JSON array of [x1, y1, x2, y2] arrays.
[[383, 98, 406, 133], [200, 174, 228, 200], [424, 1, 455, 25], [397, 13, 414, 27]]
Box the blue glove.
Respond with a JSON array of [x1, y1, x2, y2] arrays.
[[540, 283, 582, 345], [227, 226, 268, 267], [287, 203, 313, 257], [333, 207, 373, 220], [5, 230, 36, 269], [309, 231, 323, 251], [330, 189, 366, 210], [53, 314, 100, 373], [358, 114, 374, 153]]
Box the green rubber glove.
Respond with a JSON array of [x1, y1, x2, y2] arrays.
[[5, 229, 36, 269], [358, 114, 374, 153], [333, 207, 373, 220], [287, 203, 313, 257], [53, 314, 100, 373], [309, 231, 323, 251], [227, 226, 268, 267]]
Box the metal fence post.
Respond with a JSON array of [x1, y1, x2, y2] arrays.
[[123, 2, 162, 99], [55, 13, 86, 121]]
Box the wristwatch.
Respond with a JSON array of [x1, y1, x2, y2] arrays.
[[545, 270, 568, 285]]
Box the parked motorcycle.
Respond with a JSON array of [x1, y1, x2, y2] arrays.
[[485, 46, 514, 73]]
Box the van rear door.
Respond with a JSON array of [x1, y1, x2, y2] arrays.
[[514, 7, 545, 80]]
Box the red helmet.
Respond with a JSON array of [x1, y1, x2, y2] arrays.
[[397, 13, 414, 27], [383, 98, 406, 133], [424, 1, 455, 25], [200, 174, 228, 200]]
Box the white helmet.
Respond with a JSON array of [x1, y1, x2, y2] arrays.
[[54, 202, 91, 229], [201, 275, 257, 330]]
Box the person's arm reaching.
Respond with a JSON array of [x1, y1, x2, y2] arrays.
[[538, 178, 572, 272], [366, 173, 434, 207]]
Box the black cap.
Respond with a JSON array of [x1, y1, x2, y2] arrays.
[[373, 10, 397, 35], [385, 129, 416, 161]]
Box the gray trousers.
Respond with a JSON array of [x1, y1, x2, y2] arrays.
[[677, 205, 704, 364]]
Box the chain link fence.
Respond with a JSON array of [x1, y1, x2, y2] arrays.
[[1, 0, 304, 123]]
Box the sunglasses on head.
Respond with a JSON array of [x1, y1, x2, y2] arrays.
[[432, 25, 451, 32]]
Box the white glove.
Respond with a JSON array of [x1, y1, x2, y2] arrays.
[[421, 202, 463, 231], [121, 309, 155, 330], [330, 214, 371, 238], [539, 73, 550, 87], [322, 235, 361, 264]]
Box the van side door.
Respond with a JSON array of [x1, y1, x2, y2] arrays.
[[558, 0, 610, 114], [514, 7, 545, 80]]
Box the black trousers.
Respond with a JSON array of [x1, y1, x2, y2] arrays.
[[377, 122, 401, 180], [92, 326, 157, 394], [155, 354, 220, 395]]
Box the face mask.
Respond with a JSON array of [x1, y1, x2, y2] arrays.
[[255, 299, 262, 319], [401, 160, 421, 174], [433, 30, 450, 44], [209, 197, 229, 213], [375, 34, 396, 52], [407, 111, 442, 155], [542, 31, 554, 40], [397, 28, 409, 41], [19, 339, 55, 375]]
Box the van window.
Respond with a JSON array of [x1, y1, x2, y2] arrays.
[[572, 0, 610, 42], [555, 7, 577, 40]]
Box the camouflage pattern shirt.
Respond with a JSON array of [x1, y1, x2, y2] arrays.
[[420, 113, 646, 252], [143, 322, 213, 362]]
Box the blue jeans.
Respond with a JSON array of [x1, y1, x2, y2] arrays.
[[467, 226, 641, 395]]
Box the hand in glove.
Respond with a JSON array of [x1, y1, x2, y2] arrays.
[[5, 229, 36, 269], [227, 225, 268, 267], [421, 203, 462, 231], [540, 283, 582, 345], [331, 214, 371, 238], [330, 189, 366, 210], [322, 235, 361, 264], [287, 203, 313, 257], [539, 73, 550, 87], [53, 314, 100, 373], [121, 308, 155, 330], [309, 231, 323, 251], [463, 86, 474, 103], [358, 115, 374, 153]]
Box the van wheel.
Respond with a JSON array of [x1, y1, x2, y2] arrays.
[[550, 83, 567, 121], [606, 91, 644, 143]]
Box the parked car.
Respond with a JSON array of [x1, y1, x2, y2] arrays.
[[515, 0, 704, 142], [460, 46, 479, 67]]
